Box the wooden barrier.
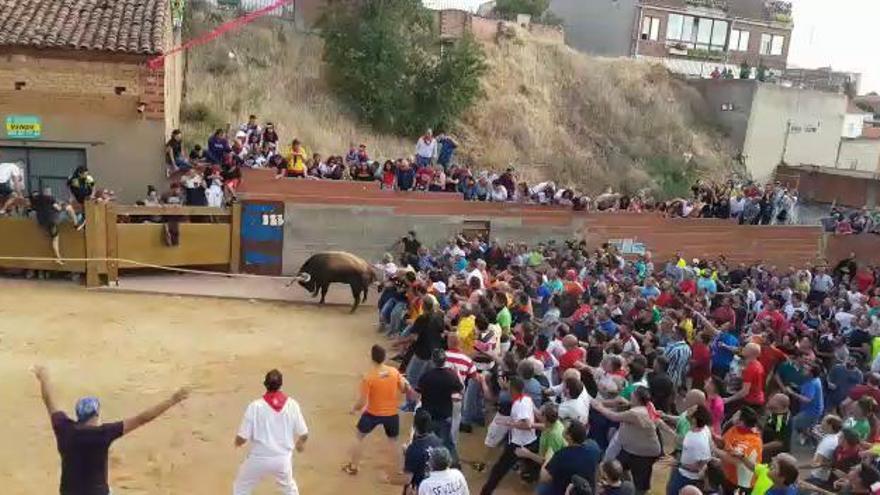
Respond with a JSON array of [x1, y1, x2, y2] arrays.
[[0, 203, 239, 287]]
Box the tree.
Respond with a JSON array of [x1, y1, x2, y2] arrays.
[[495, 0, 550, 19], [319, 0, 487, 136]]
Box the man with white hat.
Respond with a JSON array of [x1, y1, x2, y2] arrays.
[[233, 369, 309, 495], [32, 365, 189, 495]]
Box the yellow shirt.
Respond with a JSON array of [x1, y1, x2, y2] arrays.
[[457, 315, 476, 354], [287, 146, 306, 173], [676, 258, 687, 268], [680, 318, 695, 343]]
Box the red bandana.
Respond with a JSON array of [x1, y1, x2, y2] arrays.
[[263, 391, 288, 412]]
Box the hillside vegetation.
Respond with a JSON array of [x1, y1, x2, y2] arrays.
[[181, 9, 737, 197]]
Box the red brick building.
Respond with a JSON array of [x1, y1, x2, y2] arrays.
[[0, 0, 182, 202], [634, 0, 793, 77]]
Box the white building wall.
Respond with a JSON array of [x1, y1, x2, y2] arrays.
[[842, 113, 867, 138], [837, 140, 880, 173]]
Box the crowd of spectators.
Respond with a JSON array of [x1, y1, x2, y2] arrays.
[[362, 230, 880, 495]]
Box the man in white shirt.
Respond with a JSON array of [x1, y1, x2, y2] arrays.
[[415, 129, 437, 167], [233, 370, 309, 495], [419, 447, 469, 495], [481, 376, 539, 494], [0, 159, 25, 214], [556, 374, 590, 425]]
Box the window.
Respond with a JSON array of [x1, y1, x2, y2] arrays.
[[641, 16, 661, 41], [666, 14, 727, 50], [729, 29, 750, 51], [760, 33, 785, 55]]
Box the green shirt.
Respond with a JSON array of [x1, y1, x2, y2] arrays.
[[528, 251, 544, 267], [751, 464, 773, 495], [845, 417, 871, 440], [675, 415, 691, 450], [496, 306, 512, 334], [540, 420, 567, 459]]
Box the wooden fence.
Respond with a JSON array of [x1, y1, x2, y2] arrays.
[[0, 202, 242, 287]]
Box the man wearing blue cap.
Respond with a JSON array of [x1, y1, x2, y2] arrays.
[[32, 365, 189, 495]]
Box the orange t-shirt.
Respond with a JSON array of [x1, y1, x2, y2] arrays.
[[721, 426, 762, 488], [361, 364, 404, 417]]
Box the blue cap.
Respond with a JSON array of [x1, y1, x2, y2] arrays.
[[75, 397, 100, 422]]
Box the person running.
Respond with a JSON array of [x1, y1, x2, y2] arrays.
[[232, 369, 309, 495], [32, 365, 189, 495], [344, 344, 411, 476]]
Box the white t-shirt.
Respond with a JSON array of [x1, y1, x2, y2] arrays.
[[467, 268, 484, 288], [622, 336, 640, 355], [811, 433, 839, 481], [509, 396, 537, 446], [415, 137, 437, 159], [0, 162, 23, 184], [558, 388, 591, 425], [206, 184, 224, 207], [419, 468, 470, 495], [237, 396, 309, 458], [679, 426, 712, 479]]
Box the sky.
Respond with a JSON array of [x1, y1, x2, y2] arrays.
[[760, 0, 879, 93]]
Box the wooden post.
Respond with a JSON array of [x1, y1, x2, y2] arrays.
[[106, 204, 119, 285], [229, 202, 242, 274], [84, 201, 107, 287]]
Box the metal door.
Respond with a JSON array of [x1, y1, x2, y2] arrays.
[[0, 146, 86, 197], [240, 200, 285, 275]]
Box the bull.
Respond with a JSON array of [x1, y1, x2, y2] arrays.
[[290, 251, 377, 312]]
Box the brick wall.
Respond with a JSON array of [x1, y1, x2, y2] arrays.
[[0, 49, 166, 121]]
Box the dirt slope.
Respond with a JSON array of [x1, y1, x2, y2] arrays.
[[182, 10, 736, 196]]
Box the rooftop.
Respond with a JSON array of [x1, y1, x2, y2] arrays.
[[0, 0, 169, 55], [642, 0, 793, 25]]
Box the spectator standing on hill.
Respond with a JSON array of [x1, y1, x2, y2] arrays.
[[437, 132, 458, 170], [233, 369, 309, 495], [32, 365, 189, 495], [415, 129, 437, 168]]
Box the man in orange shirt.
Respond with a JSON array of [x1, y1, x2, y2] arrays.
[[718, 407, 763, 493], [343, 344, 411, 476]]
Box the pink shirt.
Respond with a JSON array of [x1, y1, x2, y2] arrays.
[[708, 395, 724, 436]]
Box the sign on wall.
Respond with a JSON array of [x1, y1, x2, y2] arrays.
[[4, 115, 42, 139]]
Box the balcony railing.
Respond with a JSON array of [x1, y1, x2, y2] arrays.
[[684, 0, 728, 10]]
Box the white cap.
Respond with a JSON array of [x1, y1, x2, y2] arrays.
[[432, 281, 447, 294]]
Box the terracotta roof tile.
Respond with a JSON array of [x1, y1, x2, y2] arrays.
[[0, 0, 168, 55]]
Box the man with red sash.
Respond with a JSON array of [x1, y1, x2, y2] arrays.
[[233, 369, 309, 495]]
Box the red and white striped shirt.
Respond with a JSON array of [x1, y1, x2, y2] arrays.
[[444, 348, 476, 385]]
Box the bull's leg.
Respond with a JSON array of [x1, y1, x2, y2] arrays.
[[349, 284, 362, 313], [319, 283, 329, 304]]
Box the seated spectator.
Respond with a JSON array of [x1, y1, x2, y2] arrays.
[[261, 123, 279, 150], [272, 153, 292, 179], [429, 164, 446, 192], [165, 129, 189, 173], [352, 159, 374, 182], [206, 128, 231, 164], [325, 156, 345, 180], [415, 165, 433, 191], [161, 183, 185, 205], [206, 179, 224, 208], [397, 160, 415, 191], [181, 167, 207, 206], [188, 144, 206, 163], [380, 161, 396, 189]]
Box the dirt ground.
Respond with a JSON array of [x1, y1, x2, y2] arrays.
[[0, 280, 674, 494]]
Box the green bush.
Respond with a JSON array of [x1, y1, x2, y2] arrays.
[[645, 155, 698, 199], [319, 0, 487, 136]]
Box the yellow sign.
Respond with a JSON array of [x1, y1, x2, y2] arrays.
[[5, 115, 42, 139]]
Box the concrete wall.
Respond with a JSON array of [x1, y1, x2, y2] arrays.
[[692, 80, 758, 152], [776, 165, 879, 208], [743, 84, 846, 182], [280, 203, 580, 274], [837, 140, 880, 173], [0, 50, 170, 202], [549, 0, 637, 56]]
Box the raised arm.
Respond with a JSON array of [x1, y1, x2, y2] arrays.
[[123, 387, 189, 435], [32, 365, 59, 417]]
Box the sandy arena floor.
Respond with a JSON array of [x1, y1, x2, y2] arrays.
[[0, 280, 673, 494]]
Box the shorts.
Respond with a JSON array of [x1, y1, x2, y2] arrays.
[[39, 214, 62, 237], [357, 413, 399, 438], [0, 182, 12, 196]]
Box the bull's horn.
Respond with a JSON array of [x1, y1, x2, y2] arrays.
[[295, 272, 311, 283]]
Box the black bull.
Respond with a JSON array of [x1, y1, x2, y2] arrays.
[[292, 252, 377, 312]]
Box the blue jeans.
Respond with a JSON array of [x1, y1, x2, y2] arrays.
[[429, 416, 458, 465], [389, 302, 408, 336], [415, 155, 432, 167], [462, 378, 485, 426], [666, 469, 700, 495]]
